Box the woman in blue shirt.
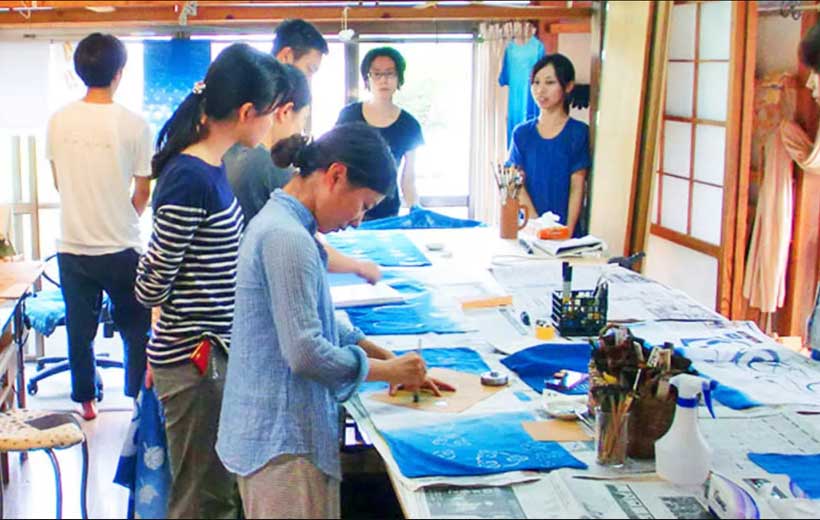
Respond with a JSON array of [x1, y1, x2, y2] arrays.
[[336, 47, 424, 220], [508, 53, 591, 237], [217, 123, 451, 518]]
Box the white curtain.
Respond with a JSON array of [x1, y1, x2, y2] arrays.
[[468, 21, 536, 224]]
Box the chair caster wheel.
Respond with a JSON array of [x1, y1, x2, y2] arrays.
[[27, 382, 38, 396]]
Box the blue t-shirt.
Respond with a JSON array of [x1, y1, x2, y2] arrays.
[[507, 118, 591, 235], [499, 36, 545, 146], [336, 102, 424, 220]]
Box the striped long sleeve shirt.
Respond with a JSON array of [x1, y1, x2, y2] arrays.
[[136, 154, 244, 366]]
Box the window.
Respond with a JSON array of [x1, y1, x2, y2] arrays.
[[7, 32, 476, 264], [310, 41, 347, 138], [652, 1, 732, 255], [358, 40, 473, 211]]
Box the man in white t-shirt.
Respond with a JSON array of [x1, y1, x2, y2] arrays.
[[46, 33, 151, 420]]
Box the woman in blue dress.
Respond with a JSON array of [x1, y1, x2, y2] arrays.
[[508, 53, 591, 237]]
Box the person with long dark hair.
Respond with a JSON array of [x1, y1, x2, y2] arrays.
[[134, 43, 289, 518], [507, 53, 591, 237], [216, 123, 452, 518]]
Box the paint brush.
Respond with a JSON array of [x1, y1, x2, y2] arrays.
[[413, 338, 421, 403]]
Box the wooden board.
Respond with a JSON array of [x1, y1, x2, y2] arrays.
[[0, 261, 44, 300], [368, 367, 507, 414], [522, 420, 592, 442]]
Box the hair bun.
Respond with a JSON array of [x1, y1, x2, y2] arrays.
[[270, 134, 310, 169]]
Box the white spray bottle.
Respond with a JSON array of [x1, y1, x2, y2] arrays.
[[655, 374, 717, 486]]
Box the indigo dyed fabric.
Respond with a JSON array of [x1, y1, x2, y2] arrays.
[[381, 412, 587, 478], [748, 453, 820, 498], [358, 206, 483, 230], [358, 347, 489, 394], [338, 271, 463, 336], [500, 343, 592, 395], [325, 230, 431, 267], [24, 289, 67, 336], [143, 40, 211, 136], [114, 384, 171, 519]]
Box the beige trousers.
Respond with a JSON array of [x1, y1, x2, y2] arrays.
[[238, 454, 341, 519]]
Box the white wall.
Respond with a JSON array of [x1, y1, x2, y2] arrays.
[[589, 1, 651, 256], [645, 234, 718, 309], [756, 15, 800, 76], [0, 42, 50, 132], [560, 32, 592, 124]]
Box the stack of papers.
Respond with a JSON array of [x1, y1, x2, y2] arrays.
[[531, 235, 605, 258], [330, 282, 405, 308]]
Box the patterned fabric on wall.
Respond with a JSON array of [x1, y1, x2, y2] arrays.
[[143, 40, 211, 137]]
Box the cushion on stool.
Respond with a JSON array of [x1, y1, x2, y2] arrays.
[[0, 409, 84, 451]]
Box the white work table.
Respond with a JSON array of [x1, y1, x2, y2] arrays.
[[338, 227, 820, 519]]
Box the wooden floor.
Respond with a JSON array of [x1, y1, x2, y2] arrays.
[[2, 328, 133, 519], [1, 329, 404, 519], [2, 410, 132, 519]]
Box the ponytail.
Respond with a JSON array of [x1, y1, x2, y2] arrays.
[[151, 93, 205, 178], [151, 43, 290, 179]]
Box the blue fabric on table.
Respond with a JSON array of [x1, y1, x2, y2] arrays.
[[748, 453, 820, 499], [499, 342, 761, 410], [341, 271, 464, 335], [325, 230, 431, 267], [380, 411, 587, 478], [500, 343, 592, 395], [670, 347, 764, 410], [114, 383, 171, 519], [710, 381, 761, 410], [358, 347, 490, 394], [358, 205, 484, 230]]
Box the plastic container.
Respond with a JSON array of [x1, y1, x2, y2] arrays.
[[655, 374, 716, 486]]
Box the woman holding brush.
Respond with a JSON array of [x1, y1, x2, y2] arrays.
[[216, 123, 452, 518], [507, 53, 591, 237]]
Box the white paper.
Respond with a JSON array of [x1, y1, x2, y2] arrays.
[[531, 235, 606, 258], [330, 282, 405, 308]]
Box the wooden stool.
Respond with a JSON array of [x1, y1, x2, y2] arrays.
[[0, 409, 88, 519]]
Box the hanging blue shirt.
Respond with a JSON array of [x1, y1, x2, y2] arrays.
[[498, 36, 545, 146], [507, 118, 591, 235]]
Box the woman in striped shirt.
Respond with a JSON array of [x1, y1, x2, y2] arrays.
[[135, 43, 289, 519]]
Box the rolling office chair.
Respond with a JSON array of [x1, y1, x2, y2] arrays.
[[23, 254, 122, 401]]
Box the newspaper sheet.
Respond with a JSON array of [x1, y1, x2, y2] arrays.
[[628, 321, 820, 408]]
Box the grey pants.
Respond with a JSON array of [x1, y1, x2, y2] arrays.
[[238, 454, 340, 519], [152, 347, 238, 519]]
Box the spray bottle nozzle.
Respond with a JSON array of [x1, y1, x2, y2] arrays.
[[669, 374, 716, 419], [703, 379, 717, 419]]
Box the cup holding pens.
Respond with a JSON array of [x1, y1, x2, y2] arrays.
[[595, 405, 629, 467], [499, 196, 529, 239]]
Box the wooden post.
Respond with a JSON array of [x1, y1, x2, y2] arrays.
[[778, 7, 820, 337], [730, 2, 758, 319]]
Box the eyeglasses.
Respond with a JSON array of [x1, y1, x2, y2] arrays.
[[368, 71, 397, 81]]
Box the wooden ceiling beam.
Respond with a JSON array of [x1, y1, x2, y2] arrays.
[[545, 20, 590, 33], [0, 4, 591, 28]]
